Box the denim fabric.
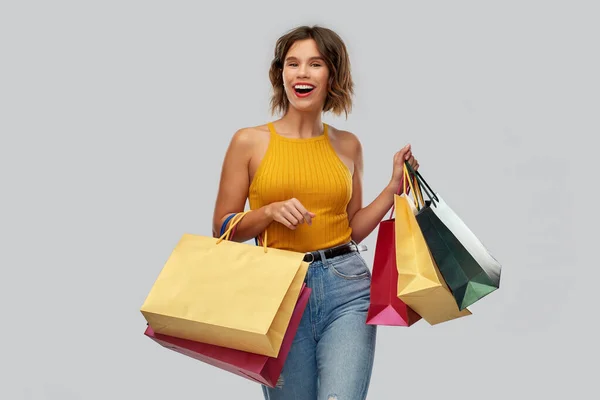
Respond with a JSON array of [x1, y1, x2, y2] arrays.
[[261, 248, 377, 400]]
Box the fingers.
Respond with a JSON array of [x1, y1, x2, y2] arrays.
[[400, 144, 411, 160], [285, 204, 305, 226], [394, 144, 412, 165], [272, 198, 316, 230], [280, 209, 300, 229], [407, 155, 419, 171], [291, 198, 314, 225], [398, 144, 419, 171]]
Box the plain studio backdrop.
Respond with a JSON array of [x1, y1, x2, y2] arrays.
[[1, 1, 597, 399]]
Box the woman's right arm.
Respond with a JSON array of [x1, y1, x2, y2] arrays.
[[212, 128, 274, 242]]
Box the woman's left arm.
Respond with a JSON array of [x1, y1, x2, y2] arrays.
[[347, 137, 418, 244]]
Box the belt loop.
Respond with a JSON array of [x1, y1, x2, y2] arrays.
[[317, 249, 328, 267]]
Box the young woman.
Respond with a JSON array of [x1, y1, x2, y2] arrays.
[[212, 25, 419, 400]]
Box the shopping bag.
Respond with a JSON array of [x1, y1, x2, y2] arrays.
[[140, 211, 310, 357], [408, 164, 502, 310], [366, 217, 421, 326], [144, 284, 311, 388], [395, 166, 472, 325]]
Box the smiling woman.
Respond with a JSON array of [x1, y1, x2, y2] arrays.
[[269, 27, 354, 119], [211, 25, 419, 400]]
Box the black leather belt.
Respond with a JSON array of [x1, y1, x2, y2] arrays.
[[303, 241, 367, 263]]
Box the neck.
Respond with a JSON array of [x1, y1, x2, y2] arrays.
[[276, 107, 324, 139]]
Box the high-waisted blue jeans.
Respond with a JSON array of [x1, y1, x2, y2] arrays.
[[261, 247, 377, 400]]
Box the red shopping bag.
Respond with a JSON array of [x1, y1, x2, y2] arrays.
[[366, 219, 422, 326], [144, 285, 311, 388]]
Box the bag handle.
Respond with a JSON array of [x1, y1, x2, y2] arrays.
[[405, 162, 439, 204], [224, 212, 244, 241], [407, 163, 427, 209], [219, 213, 237, 236], [216, 211, 269, 253], [387, 161, 423, 219]]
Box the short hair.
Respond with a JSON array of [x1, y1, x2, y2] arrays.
[[268, 25, 354, 118]]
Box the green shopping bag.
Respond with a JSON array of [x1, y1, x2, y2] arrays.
[[407, 163, 502, 310]]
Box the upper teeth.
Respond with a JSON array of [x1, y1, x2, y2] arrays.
[[295, 85, 314, 89]]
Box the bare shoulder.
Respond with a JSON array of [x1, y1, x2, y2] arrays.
[[327, 124, 363, 155], [229, 124, 270, 149]]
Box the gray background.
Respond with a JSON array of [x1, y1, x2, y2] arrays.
[[1, 0, 597, 399]]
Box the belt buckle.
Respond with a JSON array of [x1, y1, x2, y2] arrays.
[[351, 240, 367, 253], [304, 252, 315, 263]]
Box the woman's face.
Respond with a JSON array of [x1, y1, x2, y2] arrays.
[[282, 39, 330, 113]]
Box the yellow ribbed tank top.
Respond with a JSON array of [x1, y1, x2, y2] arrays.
[[249, 122, 353, 253]]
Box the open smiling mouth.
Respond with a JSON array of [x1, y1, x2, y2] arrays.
[[294, 84, 315, 96]]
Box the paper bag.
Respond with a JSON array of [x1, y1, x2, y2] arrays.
[[144, 285, 311, 388], [395, 189, 471, 325], [367, 218, 421, 326], [409, 165, 502, 310], [140, 211, 310, 357]]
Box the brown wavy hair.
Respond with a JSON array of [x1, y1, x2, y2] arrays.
[[269, 25, 354, 118]]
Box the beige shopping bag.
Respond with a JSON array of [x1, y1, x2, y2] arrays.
[[140, 211, 309, 357]]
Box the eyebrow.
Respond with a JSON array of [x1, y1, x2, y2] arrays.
[[284, 56, 325, 62]]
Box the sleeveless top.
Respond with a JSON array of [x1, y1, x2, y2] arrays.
[[248, 122, 353, 253]]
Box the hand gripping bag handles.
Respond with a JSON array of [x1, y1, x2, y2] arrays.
[[140, 211, 310, 357], [394, 163, 472, 325]]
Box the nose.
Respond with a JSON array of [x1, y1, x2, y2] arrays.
[[297, 63, 310, 78]]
